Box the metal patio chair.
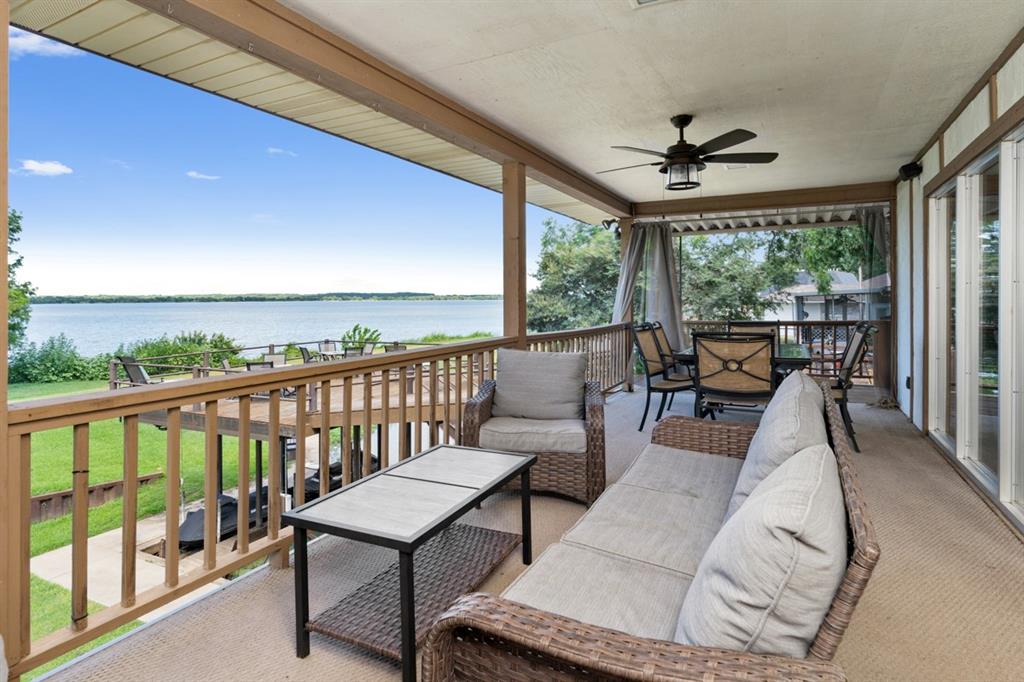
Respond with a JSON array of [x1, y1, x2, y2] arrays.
[[692, 332, 775, 419], [828, 321, 878, 452], [632, 323, 694, 430], [116, 355, 162, 387]]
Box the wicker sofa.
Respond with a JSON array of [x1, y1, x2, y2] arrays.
[[462, 349, 606, 506], [423, 373, 879, 681]]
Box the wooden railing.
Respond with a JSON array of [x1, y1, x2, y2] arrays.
[[1, 325, 633, 678], [525, 322, 632, 393], [679, 320, 891, 388]]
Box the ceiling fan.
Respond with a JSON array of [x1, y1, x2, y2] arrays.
[[598, 114, 778, 191]]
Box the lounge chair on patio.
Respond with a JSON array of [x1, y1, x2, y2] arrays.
[[828, 321, 877, 451], [463, 348, 605, 506], [692, 332, 775, 418], [632, 323, 693, 430], [423, 372, 879, 682], [116, 355, 162, 387], [299, 346, 319, 364]]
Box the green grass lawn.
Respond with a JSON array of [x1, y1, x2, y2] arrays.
[[27, 574, 142, 680], [9, 380, 109, 402], [29, 421, 254, 556]]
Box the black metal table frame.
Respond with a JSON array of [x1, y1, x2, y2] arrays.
[[283, 445, 536, 682]]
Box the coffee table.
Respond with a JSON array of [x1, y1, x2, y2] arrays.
[[283, 444, 536, 681]]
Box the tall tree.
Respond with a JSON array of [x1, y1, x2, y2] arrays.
[[8, 210, 35, 349], [526, 219, 619, 332], [677, 234, 786, 320]]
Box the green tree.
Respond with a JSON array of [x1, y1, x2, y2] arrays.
[[8, 210, 36, 348], [527, 219, 619, 332], [677, 234, 785, 320], [762, 226, 877, 295]]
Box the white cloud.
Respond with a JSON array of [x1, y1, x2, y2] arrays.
[[9, 27, 80, 59], [266, 147, 297, 157], [186, 170, 220, 180], [18, 159, 73, 176]]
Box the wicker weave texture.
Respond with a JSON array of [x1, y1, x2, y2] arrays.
[[421, 593, 846, 682], [463, 380, 606, 506], [307, 524, 520, 661], [422, 380, 878, 680]]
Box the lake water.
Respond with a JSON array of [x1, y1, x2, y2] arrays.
[[26, 300, 504, 355]]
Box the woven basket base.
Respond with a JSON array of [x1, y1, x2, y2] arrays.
[[308, 523, 521, 660]]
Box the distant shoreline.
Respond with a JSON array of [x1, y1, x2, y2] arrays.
[[31, 293, 503, 304]]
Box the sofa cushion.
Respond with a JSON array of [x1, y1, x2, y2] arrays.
[[503, 542, 692, 640], [491, 348, 587, 420], [619, 443, 743, 509], [478, 417, 587, 454], [674, 444, 847, 658], [563, 482, 728, 577], [726, 371, 827, 519]]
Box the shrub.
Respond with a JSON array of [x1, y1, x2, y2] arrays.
[[340, 323, 382, 347], [9, 334, 111, 383], [115, 331, 241, 375]]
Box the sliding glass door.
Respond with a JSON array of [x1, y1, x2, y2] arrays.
[[930, 136, 1023, 514]]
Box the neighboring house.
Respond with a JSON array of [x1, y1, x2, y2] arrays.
[[763, 270, 892, 322]]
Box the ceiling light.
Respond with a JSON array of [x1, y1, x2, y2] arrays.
[[663, 161, 704, 191]]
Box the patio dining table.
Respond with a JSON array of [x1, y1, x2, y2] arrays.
[[672, 342, 813, 372]]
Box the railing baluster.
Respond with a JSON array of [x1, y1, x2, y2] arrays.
[[294, 384, 307, 507], [4, 433, 31, 660], [121, 415, 138, 607], [342, 376, 353, 485], [204, 400, 219, 569], [398, 365, 409, 460], [237, 397, 250, 554], [319, 379, 331, 495], [362, 372, 373, 476], [381, 369, 391, 468], [71, 423, 89, 631], [455, 355, 463, 444], [165, 408, 181, 587], [476, 351, 484, 390], [443, 358, 452, 444], [268, 389, 281, 540], [429, 361, 439, 447], [414, 364, 424, 454]]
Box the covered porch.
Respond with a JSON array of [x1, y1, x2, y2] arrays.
[[3, 1, 1024, 681]]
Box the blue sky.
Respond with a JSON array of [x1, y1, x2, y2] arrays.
[[8, 26, 562, 296]]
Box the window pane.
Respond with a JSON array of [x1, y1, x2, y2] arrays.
[[977, 160, 999, 475], [946, 192, 957, 440]]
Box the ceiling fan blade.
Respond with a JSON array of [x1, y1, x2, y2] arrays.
[[702, 152, 779, 164], [596, 161, 663, 174], [611, 145, 667, 158], [694, 129, 757, 155]]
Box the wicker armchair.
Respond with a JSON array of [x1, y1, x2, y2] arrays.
[[463, 379, 606, 506], [423, 382, 878, 681]]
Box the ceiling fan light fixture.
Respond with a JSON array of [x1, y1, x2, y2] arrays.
[[664, 161, 704, 191]]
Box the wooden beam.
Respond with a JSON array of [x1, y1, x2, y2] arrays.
[[913, 24, 1024, 162], [633, 181, 896, 217], [129, 0, 631, 218], [0, 3, 21, 674], [503, 161, 527, 346], [924, 94, 1024, 196]]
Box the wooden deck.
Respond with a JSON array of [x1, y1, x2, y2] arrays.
[[139, 369, 477, 441]]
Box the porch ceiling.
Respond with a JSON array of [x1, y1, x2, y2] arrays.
[[9, 0, 609, 224], [281, 0, 1024, 203]]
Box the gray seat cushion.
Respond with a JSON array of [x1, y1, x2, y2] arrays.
[[478, 416, 587, 454], [562, 482, 729, 577], [726, 370, 827, 519], [675, 444, 848, 658], [619, 443, 743, 509], [491, 348, 587, 420], [502, 542, 692, 640]]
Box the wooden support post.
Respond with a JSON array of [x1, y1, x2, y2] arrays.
[[71, 424, 90, 631], [121, 416, 139, 607], [503, 161, 527, 347], [0, 9, 22, 675]]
